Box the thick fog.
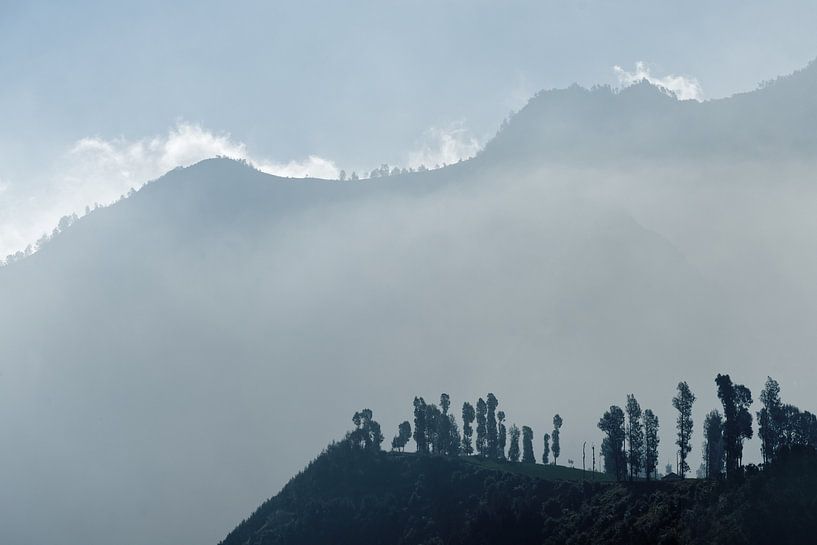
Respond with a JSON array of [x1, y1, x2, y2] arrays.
[[3, 68, 817, 545]]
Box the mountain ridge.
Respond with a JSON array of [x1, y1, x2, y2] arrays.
[[8, 56, 817, 270], [482, 57, 817, 164]]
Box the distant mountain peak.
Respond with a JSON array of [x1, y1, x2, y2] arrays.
[[480, 57, 817, 164]]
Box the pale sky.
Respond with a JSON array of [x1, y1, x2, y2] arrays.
[[2, 0, 817, 256]]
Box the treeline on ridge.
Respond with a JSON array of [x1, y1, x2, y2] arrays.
[[347, 374, 817, 482]]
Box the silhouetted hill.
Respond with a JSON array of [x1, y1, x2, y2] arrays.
[[220, 443, 817, 545]]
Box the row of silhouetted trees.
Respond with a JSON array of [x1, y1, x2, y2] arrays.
[[696, 374, 815, 480], [597, 394, 662, 481], [347, 375, 816, 481], [337, 163, 442, 182], [708, 375, 817, 479], [599, 374, 817, 482], [386, 393, 564, 466]]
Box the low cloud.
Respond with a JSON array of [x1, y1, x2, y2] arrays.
[[66, 122, 340, 187], [614, 61, 704, 102], [0, 123, 340, 259], [63, 123, 249, 206], [2, 121, 482, 259], [407, 124, 482, 169], [255, 156, 339, 179]]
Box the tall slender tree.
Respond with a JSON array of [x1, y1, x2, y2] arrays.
[[425, 404, 441, 454], [413, 397, 428, 454], [703, 410, 725, 479], [582, 442, 587, 476], [508, 424, 521, 462], [462, 402, 475, 455], [497, 410, 507, 460], [625, 394, 644, 480], [592, 443, 596, 476], [716, 374, 738, 477], [643, 409, 660, 480], [758, 377, 783, 464], [716, 374, 753, 478], [447, 414, 461, 455], [598, 406, 627, 480], [542, 433, 551, 465], [522, 426, 535, 463], [486, 393, 499, 459], [437, 393, 452, 454], [552, 414, 563, 465], [733, 384, 754, 468], [476, 398, 488, 457], [672, 381, 696, 478]]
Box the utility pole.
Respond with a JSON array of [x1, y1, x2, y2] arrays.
[[592, 443, 596, 480], [582, 441, 586, 479]]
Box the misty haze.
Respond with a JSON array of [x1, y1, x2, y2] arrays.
[[2, 2, 817, 545]]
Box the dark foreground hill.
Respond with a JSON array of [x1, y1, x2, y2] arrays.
[[220, 443, 817, 545]]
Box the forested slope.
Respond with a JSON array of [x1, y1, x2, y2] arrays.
[[220, 441, 817, 545]]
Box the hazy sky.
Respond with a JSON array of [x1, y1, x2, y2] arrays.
[[2, 0, 817, 255]]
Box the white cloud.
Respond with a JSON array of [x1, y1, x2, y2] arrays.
[[62, 124, 249, 207], [0, 123, 340, 260], [254, 156, 340, 179], [614, 61, 704, 102], [65, 122, 340, 189], [407, 124, 482, 169], [3, 121, 482, 260]]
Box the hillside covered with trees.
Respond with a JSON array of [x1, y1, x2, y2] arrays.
[[376, 374, 815, 483], [219, 438, 817, 545], [220, 373, 817, 545]]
